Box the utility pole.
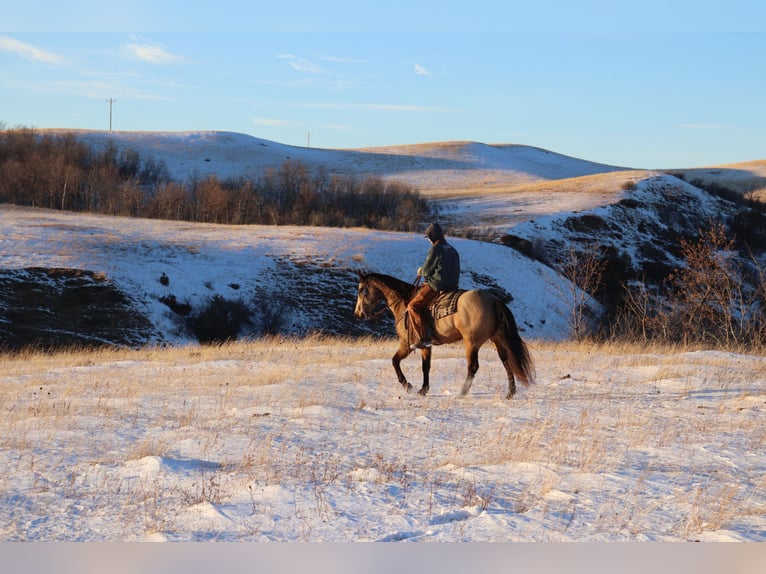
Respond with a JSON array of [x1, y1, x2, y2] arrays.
[[307, 131, 311, 148], [106, 98, 117, 131]]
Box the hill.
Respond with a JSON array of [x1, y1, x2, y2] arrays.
[[0, 205, 573, 347], [2, 131, 764, 547], [41, 129, 765, 228], [2, 130, 766, 349], [42, 129, 625, 188]]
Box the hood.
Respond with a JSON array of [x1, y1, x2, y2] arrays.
[[424, 222, 445, 243]]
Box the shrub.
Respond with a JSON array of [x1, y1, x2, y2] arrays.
[[159, 294, 191, 316], [609, 223, 766, 348], [659, 223, 758, 347], [189, 295, 251, 343]]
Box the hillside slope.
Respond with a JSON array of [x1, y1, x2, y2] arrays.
[[3, 130, 765, 349], [43, 129, 624, 191], [0, 205, 575, 348], [41, 128, 652, 227]]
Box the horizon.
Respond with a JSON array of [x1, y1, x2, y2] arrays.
[[2, 1, 766, 170]]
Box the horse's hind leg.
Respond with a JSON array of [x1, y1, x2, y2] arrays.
[[392, 343, 414, 393], [459, 344, 480, 396], [494, 339, 517, 399]]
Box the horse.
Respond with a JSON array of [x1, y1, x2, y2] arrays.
[[354, 272, 534, 399]]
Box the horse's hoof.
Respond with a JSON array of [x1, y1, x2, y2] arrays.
[[403, 382, 413, 393], [417, 387, 429, 396]]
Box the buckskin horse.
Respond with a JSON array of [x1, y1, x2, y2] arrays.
[[354, 272, 534, 398]]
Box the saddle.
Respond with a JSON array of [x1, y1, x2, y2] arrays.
[[429, 289, 465, 320], [404, 289, 465, 347]]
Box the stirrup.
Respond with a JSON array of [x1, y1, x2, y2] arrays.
[[410, 340, 432, 350]]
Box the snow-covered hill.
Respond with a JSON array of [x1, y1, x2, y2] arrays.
[[43, 129, 625, 190], [2, 130, 765, 349], [0, 205, 574, 346]]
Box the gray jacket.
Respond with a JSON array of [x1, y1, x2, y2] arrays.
[[421, 231, 460, 291]]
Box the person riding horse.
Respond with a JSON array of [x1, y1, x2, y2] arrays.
[[407, 222, 461, 349]]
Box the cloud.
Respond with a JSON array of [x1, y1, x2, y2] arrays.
[[319, 54, 367, 65], [126, 37, 184, 65], [413, 63, 430, 76], [277, 53, 326, 74], [0, 35, 67, 65]]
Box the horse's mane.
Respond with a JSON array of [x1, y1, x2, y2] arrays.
[[362, 272, 416, 300]]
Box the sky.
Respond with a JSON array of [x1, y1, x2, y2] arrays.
[[2, 1, 765, 169]]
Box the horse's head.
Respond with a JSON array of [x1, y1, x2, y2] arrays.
[[354, 272, 384, 319]]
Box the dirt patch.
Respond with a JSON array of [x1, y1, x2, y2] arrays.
[[0, 267, 154, 351]]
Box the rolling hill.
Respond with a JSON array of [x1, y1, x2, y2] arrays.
[[2, 130, 765, 349]]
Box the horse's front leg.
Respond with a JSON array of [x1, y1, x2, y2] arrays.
[[417, 347, 432, 396], [392, 344, 413, 393]]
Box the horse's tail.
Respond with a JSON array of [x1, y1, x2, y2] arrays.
[[494, 300, 535, 386]]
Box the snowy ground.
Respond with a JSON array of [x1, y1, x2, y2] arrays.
[[2, 131, 765, 556], [1, 338, 764, 543]]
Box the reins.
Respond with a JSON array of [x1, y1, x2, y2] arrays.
[[361, 275, 419, 321], [366, 300, 390, 320]]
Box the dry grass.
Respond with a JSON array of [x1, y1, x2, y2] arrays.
[[1, 336, 764, 541], [419, 169, 651, 202]]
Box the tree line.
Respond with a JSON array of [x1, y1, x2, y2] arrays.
[[0, 127, 428, 231]]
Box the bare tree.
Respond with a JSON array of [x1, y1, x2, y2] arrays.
[[662, 222, 757, 346], [560, 243, 607, 341]]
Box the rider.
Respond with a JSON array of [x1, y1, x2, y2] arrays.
[[407, 222, 461, 349]]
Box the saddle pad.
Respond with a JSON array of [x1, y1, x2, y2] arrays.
[[430, 289, 465, 320]]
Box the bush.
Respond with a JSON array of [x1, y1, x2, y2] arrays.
[[189, 295, 251, 343], [608, 223, 766, 348], [659, 223, 761, 347], [251, 290, 289, 336]]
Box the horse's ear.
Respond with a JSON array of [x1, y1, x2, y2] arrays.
[[357, 270, 368, 280]]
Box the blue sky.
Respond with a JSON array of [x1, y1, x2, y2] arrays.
[[2, 1, 765, 169]]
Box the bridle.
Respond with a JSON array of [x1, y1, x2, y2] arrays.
[[357, 283, 390, 320], [358, 275, 420, 321]]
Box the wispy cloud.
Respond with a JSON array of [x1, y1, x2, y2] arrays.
[[319, 54, 367, 65], [277, 53, 326, 74], [413, 63, 430, 76], [125, 37, 184, 65], [0, 35, 67, 65]]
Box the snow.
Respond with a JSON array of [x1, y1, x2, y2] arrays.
[[43, 129, 626, 195], [1, 340, 764, 545], [1, 131, 765, 555], [0, 205, 574, 343]]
